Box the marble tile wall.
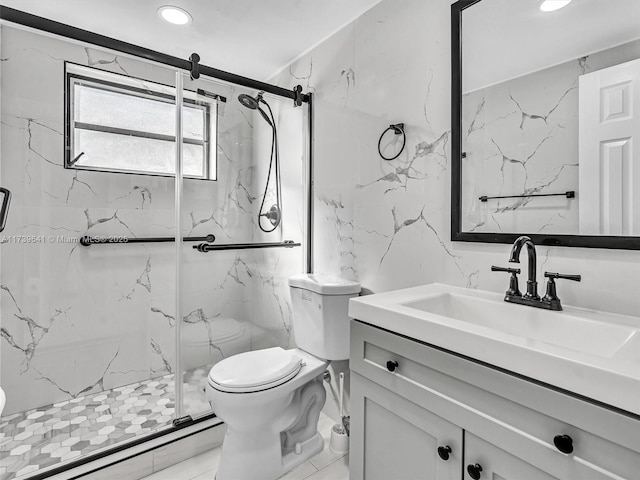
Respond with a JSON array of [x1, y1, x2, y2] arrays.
[[461, 39, 640, 234], [0, 26, 305, 415], [271, 0, 640, 421]]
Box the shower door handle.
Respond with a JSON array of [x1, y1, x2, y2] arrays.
[[0, 187, 12, 233]]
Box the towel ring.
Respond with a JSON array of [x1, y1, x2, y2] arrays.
[[378, 123, 406, 161]]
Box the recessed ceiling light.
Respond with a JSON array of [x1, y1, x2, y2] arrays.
[[540, 0, 572, 12], [158, 6, 192, 25]]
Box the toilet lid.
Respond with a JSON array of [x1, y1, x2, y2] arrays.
[[208, 347, 303, 393]]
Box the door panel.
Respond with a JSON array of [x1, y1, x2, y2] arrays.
[[465, 432, 626, 480], [351, 372, 461, 480], [177, 73, 308, 420], [465, 433, 561, 480], [579, 58, 640, 235]]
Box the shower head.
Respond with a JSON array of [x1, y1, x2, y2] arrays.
[[238, 92, 273, 127], [238, 93, 260, 110]]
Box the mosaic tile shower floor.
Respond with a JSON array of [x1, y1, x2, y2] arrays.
[[0, 365, 213, 480]]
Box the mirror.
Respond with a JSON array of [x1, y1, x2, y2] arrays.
[[451, 0, 640, 249]]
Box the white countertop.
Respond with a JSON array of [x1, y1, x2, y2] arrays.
[[349, 283, 640, 416]]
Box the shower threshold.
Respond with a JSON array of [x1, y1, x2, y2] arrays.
[[0, 365, 213, 480]]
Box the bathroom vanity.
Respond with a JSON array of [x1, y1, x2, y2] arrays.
[[348, 284, 640, 479]]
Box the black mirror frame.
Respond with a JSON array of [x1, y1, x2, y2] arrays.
[[450, 0, 640, 250]]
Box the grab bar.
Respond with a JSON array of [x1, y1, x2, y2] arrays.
[[0, 187, 11, 233], [479, 191, 575, 202], [194, 240, 300, 252], [80, 234, 216, 246]]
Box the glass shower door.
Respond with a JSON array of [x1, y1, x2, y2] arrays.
[[0, 23, 182, 479], [175, 73, 308, 419]]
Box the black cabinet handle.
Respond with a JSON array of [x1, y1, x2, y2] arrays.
[[553, 434, 574, 454], [437, 445, 451, 460], [0, 187, 11, 233], [467, 463, 483, 479], [467, 463, 482, 479], [386, 360, 399, 372]]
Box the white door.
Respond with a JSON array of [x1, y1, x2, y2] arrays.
[[579, 58, 640, 235]]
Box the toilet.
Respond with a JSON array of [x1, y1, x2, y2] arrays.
[[206, 274, 361, 480]]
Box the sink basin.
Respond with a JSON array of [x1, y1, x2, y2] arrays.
[[349, 283, 640, 416], [402, 292, 637, 358]]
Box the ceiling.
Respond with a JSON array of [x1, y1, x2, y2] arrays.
[[0, 0, 384, 80], [463, 0, 640, 92]]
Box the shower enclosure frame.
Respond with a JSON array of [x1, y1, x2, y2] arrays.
[[0, 5, 314, 479]]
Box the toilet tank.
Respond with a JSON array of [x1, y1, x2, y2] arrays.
[[289, 274, 361, 360]]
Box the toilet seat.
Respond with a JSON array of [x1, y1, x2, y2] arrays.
[[208, 347, 303, 393]]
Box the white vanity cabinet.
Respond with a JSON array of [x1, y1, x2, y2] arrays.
[[350, 320, 640, 480]]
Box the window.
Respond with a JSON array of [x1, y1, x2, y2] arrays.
[[65, 63, 216, 180]]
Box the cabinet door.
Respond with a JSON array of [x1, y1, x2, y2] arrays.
[[464, 432, 630, 480], [464, 432, 560, 480], [350, 372, 461, 480]]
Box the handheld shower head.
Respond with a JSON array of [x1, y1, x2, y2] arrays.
[[237, 92, 273, 127], [238, 93, 260, 110]]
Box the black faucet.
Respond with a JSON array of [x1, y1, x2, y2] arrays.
[[509, 235, 539, 300], [492, 236, 581, 311]]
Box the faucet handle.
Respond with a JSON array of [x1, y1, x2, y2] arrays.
[[542, 272, 581, 311], [544, 272, 581, 282], [491, 265, 521, 297], [491, 266, 521, 275]]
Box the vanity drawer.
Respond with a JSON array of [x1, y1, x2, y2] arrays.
[[350, 320, 640, 480]]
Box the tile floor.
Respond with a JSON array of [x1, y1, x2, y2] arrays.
[[140, 413, 349, 480], [0, 365, 212, 480]]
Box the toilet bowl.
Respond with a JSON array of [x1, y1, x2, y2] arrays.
[[206, 274, 361, 480], [208, 347, 328, 479]]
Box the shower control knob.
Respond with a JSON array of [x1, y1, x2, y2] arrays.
[[467, 463, 483, 479], [553, 434, 574, 454], [386, 360, 399, 372], [437, 445, 452, 460]]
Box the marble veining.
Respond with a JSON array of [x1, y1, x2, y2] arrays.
[[84, 47, 129, 75], [35, 348, 121, 399], [113, 186, 152, 210], [288, 59, 314, 93], [1, 285, 61, 372], [380, 206, 461, 272], [316, 194, 356, 278], [357, 130, 449, 195]]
